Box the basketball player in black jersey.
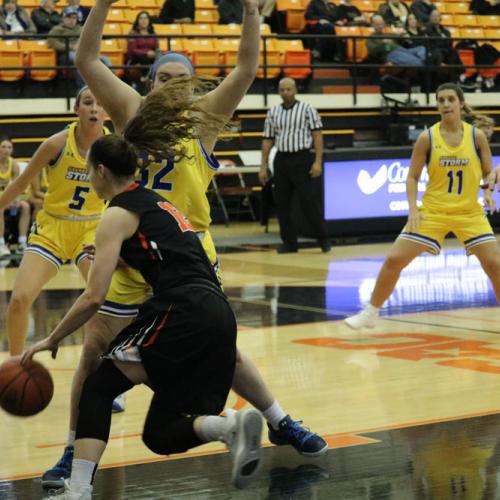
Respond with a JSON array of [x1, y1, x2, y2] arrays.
[[22, 133, 263, 498]]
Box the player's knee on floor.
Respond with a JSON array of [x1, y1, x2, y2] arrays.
[[142, 417, 200, 456]]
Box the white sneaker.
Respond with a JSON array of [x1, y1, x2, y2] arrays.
[[344, 308, 378, 330], [0, 244, 10, 257], [16, 242, 27, 254], [44, 479, 92, 499], [112, 393, 126, 413], [223, 409, 262, 489]]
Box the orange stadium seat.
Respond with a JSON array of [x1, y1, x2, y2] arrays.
[[158, 37, 185, 53], [275, 39, 305, 56], [100, 39, 125, 76], [460, 27, 485, 39], [260, 23, 272, 34], [276, 0, 305, 32], [182, 23, 213, 35], [195, 9, 219, 23], [336, 26, 364, 61], [19, 40, 57, 81], [484, 28, 500, 51], [111, 0, 128, 8], [433, 2, 447, 12], [352, 0, 375, 12], [446, 2, 470, 14], [154, 23, 183, 35], [218, 40, 239, 75], [478, 15, 499, 27], [103, 23, 124, 36], [196, 0, 216, 9], [106, 9, 125, 22], [17, 0, 38, 8], [191, 50, 220, 76], [283, 49, 312, 79], [452, 14, 478, 26], [0, 40, 24, 82], [212, 23, 241, 36], [128, 0, 158, 8], [439, 13, 455, 26], [182, 38, 216, 52], [447, 25, 461, 41], [257, 50, 281, 79]]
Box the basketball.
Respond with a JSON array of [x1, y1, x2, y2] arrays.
[[0, 357, 54, 417]]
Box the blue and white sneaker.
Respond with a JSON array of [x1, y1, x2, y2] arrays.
[[268, 416, 328, 458], [41, 446, 74, 489], [112, 393, 126, 413]]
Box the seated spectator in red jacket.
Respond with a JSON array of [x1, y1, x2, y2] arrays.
[[0, 0, 36, 34], [126, 11, 158, 84], [31, 0, 60, 34], [410, 0, 436, 24], [305, 0, 339, 60], [157, 0, 194, 23], [378, 0, 410, 27]]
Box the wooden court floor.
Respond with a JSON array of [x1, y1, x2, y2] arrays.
[[2, 224, 500, 499]]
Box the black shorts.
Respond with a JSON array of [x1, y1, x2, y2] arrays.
[[106, 287, 237, 416]]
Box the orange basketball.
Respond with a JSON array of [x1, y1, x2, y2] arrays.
[[0, 357, 54, 417]]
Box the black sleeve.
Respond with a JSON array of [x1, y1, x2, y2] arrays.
[[31, 9, 52, 32], [158, 0, 175, 23]]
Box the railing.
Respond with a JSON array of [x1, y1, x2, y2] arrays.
[[0, 32, 498, 109]]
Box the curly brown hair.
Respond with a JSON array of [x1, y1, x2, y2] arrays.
[[122, 75, 227, 165]]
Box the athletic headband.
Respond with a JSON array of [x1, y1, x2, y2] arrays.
[[148, 52, 195, 81], [75, 85, 90, 105]]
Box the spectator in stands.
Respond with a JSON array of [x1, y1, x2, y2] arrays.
[[366, 14, 426, 65], [157, 0, 194, 24], [377, 0, 410, 27], [67, 0, 90, 25], [305, 0, 339, 60], [48, 7, 110, 88], [424, 9, 464, 84], [0, 0, 36, 34], [126, 11, 158, 86], [402, 12, 426, 46], [31, 0, 61, 35], [470, 0, 499, 15], [259, 78, 331, 254], [336, 0, 368, 26], [0, 137, 30, 256], [218, 0, 243, 24], [410, 0, 436, 24]]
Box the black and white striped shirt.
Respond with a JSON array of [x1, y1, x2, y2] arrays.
[[263, 100, 323, 152]]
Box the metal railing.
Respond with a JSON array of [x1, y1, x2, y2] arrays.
[[0, 32, 498, 109]]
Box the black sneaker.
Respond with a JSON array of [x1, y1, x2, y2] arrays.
[[277, 245, 298, 254], [319, 240, 331, 253], [268, 415, 328, 457]]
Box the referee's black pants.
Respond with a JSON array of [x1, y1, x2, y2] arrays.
[[274, 150, 329, 249]]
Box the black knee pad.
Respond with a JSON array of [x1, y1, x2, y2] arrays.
[[142, 416, 201, 456], [77, 360, 134, 442]]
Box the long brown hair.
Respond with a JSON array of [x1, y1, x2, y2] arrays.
[[89, 76, 227, 178]]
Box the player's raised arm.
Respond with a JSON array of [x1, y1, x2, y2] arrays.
[[75, 0, 142, 133], [196, 0, 260, 153]]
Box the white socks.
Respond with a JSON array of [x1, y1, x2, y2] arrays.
[[71, 459, 97, 488], [198, 415, 232, 442], [262, 401, 286, 430], [365, 304, 380, 315], [18, 235, 27, 244], [0, 238, 5, 245], [67, 431, 76, 447]]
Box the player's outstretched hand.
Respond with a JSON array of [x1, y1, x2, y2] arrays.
[[21, 337, 59, 366], [484, 189, 496, 212], [407, 209, 420, 233], [481, 168, 500, 191]]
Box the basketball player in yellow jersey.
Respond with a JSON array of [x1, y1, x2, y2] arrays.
[[0, 136, 31, 257], [0, 88, 107, 356], [346, 82, 500, 329], [41, 0, 327, 488]]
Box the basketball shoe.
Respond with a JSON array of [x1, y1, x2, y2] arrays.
[[44, 479, 92, 500], [268, 416, 328, 457], [223, 408, 263, 489], [111, 393, 126, 413], [42, 446, 73, 488], [344, 306, 378, 330]]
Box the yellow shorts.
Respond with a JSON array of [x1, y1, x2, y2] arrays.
[[100, 229, 221, 318], [26, 210, 99, 268], [398, 209, 496, 255]]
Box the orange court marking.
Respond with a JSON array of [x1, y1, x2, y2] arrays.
[[295, 333, 500, 376]]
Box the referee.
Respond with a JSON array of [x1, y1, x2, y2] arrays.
[[259, 78, 331, 254]]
